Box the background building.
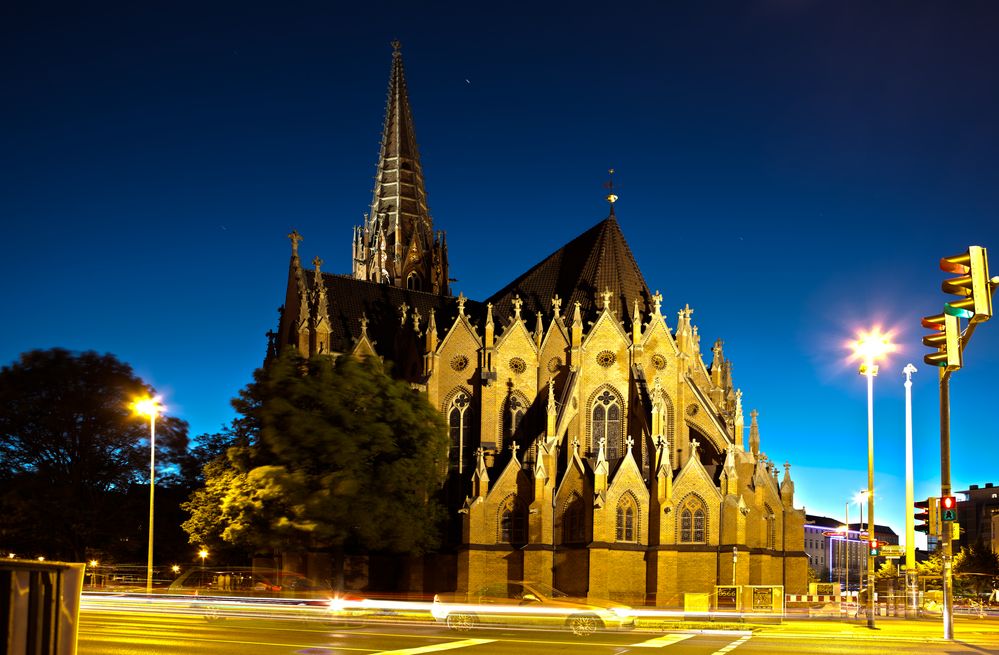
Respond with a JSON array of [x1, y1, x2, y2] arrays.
[[956, 483, 999, 547]]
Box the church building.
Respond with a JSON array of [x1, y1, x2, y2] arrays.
[[272, 42, 807, 603]]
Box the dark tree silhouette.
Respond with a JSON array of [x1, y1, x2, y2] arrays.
[[0, 348, 187, 561]]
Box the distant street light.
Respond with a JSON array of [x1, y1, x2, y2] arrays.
[[850, 327, 895, 629], [131, 395, 163, 596], [88, 559, 99, 588], [171, 564, 180, 575], [199, 548, 209, 569]]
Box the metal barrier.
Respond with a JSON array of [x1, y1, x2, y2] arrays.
[[1, 560, 84, 655]]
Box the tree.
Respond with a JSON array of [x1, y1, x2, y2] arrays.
[[0, 348, 188, 561], [183, 349, 449, 584]]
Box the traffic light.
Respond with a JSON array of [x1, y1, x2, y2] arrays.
[[941, 495, 957, 522], [922, 312, 962, 370], [940, 246, 995, 323], [915, 497, 939, 537], [869, 539, 880, 556]]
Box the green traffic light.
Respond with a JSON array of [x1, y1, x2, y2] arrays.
[[944, 303, 974, 319]]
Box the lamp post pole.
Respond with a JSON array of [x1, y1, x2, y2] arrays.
[[863, 365, 877, 629], [844, 502, 849, 598], [732, 546, 738, 586], [146, 409, 156, 596], [904, 364, 918, 618]]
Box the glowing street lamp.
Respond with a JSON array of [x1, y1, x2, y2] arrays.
[[88, 559, 99, 588], [131, 395, 163, 595], [849, 328, 895, 629], [198, 548, 209, 569]]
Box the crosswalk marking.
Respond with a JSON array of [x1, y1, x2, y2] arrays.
[[372, 638, 495, 655], [709, 634, 751, 655], [629, 633, 696, 648]]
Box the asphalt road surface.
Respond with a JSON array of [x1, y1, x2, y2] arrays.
[[78, 599, 999, 655]]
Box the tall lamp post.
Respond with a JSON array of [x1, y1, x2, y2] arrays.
[[131, 396, 163, 596], [851, 328, 894, 629], [903, 364, 918, 617]]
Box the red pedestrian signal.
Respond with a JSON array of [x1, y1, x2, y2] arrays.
[[941, 495, 957, 522]]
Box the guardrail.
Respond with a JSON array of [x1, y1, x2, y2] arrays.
[[1, 559, 85, 655]]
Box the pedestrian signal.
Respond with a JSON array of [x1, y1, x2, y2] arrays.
[[941, 495, 957, 522]]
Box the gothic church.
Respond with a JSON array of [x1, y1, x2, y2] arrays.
[[273, 43, 807, 603]]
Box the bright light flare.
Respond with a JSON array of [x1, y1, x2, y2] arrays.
[[89, 559, 98, 567], [130, 395, 163, 418], [848, 327, 896, 368], [198, 548, 209, 560]]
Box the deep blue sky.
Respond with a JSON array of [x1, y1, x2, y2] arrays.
[[3, 1, 998, 545]]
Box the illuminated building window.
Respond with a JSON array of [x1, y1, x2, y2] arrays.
[[447, 390, 472, 473], [615, 494, 638, 542], [591, 388, 622, 459], [679, 496, 707, 544]]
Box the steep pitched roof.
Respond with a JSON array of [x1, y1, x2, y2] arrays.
[[485, 214, 652, 324], [307, 273, 482, 377]]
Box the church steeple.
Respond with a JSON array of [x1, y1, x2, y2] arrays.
[[352, 41, 449, 295]]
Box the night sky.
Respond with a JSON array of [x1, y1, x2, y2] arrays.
[[3, 1, 998, 546]]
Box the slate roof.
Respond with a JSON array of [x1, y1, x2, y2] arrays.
[[485, 214, 653, 325], [310, 273, 483, 376]]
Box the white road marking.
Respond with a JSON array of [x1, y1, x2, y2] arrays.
[[710, 634, 751, 655], [372, 638, 495, 655], [629, 633, 696, 647]]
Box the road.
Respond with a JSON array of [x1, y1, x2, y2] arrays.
[[79, 597, 999, 655]]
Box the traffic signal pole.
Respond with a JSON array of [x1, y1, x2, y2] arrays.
[[940, 367, 953, 641]]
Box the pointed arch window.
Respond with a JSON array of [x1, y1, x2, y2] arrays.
[[406, 272, 421, 291], [448, 391, 472, 473], [562, 495, 586, 544], [679, 496, 707, 544], [502, 394, 526, 451], [615, 494, 638, 542], [765, 504, 777, 550], [591, 389, 622, 459], [498, 495, 526, 545]]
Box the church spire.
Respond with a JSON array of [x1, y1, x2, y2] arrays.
[[352, 42, 449, 294]]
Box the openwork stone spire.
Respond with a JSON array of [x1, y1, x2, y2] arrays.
[[352, 42, 449, 295]]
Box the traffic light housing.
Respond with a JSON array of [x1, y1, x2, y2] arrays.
[[940, 246, 994, 323], [941, 495, 957, 522], [915, 497, 939, 537], [922, 312, 963, 370], [869, 540, 880, 556]]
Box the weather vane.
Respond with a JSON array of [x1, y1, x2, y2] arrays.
[[604, 168, 619, 207]]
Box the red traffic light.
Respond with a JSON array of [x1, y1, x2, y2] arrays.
[[941, 496, 956, 510]]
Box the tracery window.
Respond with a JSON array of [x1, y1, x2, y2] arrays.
[[447, 391, 472, 473], [615, 494, 638, 542], [406, 272, 421, 291], [679, 496, 707, 544], [498, 495, 526, 544], [591, 388, 622, 459]]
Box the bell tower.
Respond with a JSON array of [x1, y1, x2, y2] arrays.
[[352, 41, 449, 295]]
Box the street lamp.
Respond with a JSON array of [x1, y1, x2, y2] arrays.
[[199, 548, 209, 569], [850, 327, 894, 629], [88, 559, 99, 588], [131, 395, 163, 596]]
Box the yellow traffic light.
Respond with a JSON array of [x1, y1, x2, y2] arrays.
[[922, 313, 962, 371], [940, 246, 995, 323]]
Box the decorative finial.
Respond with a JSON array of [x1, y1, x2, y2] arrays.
[[547, 378, 556, 414], [604, 168, 618, 209], [288, 230, 303, 256], [601, 287, 612, 310], [625, 435, 634, 453], [312, 256, 323, 273], [903, 363, 917, 382], [652, 290, 663, 315], [510, 442, 520, 460], [391, 40, 402, 54], [512, 295, 523, 320], [456, 292, 466, 317], [571, 437, 580, 456], [359, 314, 369, 339], [690, 438, 700, 457], [551, 294, 562, 317]]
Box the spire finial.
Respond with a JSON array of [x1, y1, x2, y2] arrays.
[[604, 168, 618, 212], [288, 230, 303, 256], [509, 442, 520, 460], [625, 435, 634, 453], [652, 290, 663, 316], [551, 294, 562, 317], [391, 39, 401, 55], [312, 256, 323, 273], [512, 295, 523, 321], [359, 314, 369, 339], [456, 292, 467, 317], [601, 287, 612, 311]]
